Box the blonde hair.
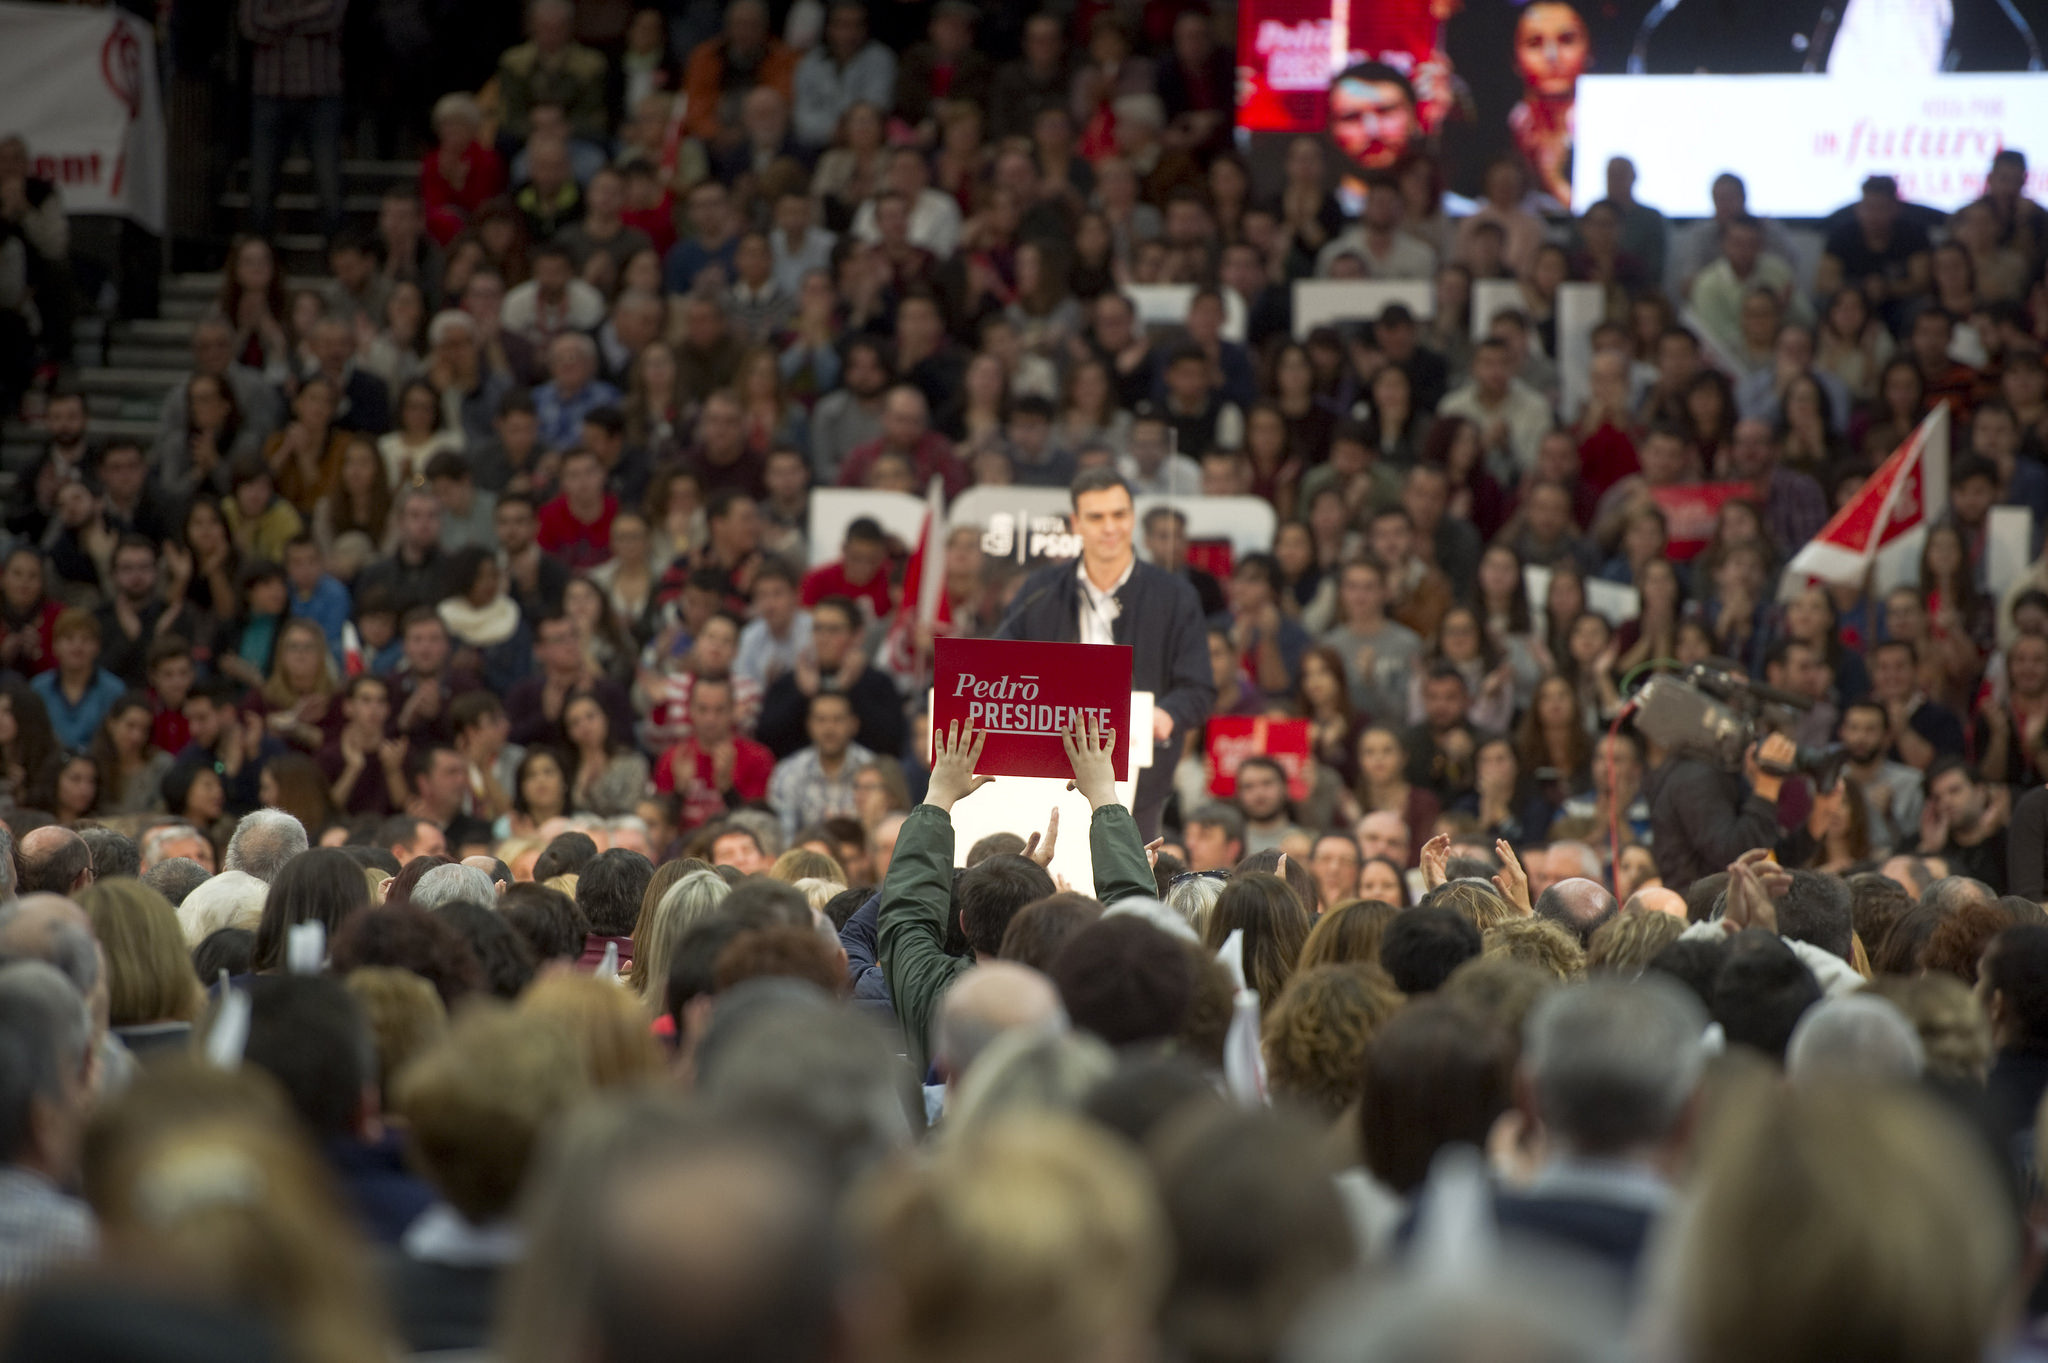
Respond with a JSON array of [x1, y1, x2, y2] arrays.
[[1481, 917, 1586, 982], [629, 868, 729, 1007], [1298, 899, 1399, 972], [544, 873, 579, 899], [394, 1006, 588, 1223], [1862, 974, 1993, 1085], [848, 1114, 1169, 1363], [344, 967, 447, 1094], [79, 879, 203, 1026], [1667, 1082, 2015, 1363], [87, 1114, 392, 1363], [518, 973, 662, 1089], [791, 877, 841, 911], [769, 848, 845, 885], [1586, 909, 1686, 976]]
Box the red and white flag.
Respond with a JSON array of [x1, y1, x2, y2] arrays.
[[881, 476, 949, 687], [1784, 403, 1949, 588]]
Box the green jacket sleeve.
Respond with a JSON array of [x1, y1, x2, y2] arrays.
[[1089, 805, 1156, 907], [877, 803, 968, 1074]]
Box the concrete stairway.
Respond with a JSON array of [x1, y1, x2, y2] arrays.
[[0, 154, 419, 497]]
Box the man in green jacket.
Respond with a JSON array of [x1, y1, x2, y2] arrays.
[[878, 714, 1157, 1074]]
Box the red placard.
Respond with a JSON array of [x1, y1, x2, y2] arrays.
[[933, 637, 1133, 780], [1648, 481, 1755, 561], [1207, 717, 1315, 801], [1186, 538, 1236, 583]]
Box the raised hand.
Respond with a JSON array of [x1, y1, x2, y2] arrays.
[[1420, 833, 1451, 891], [1023, 808, 1059, 867], [1492, 839, 1532, 915], [925, 717, 994, 812], [1061, 712, 1119, 811]]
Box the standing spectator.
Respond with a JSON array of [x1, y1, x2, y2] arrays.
[[531, 334, 620, 453], [891, 1, 992, 141], [682, 0, 795, 146], [242, 0, 348, 238], [0, 137, 72, 368], [420, 94, 504, 244], [1819, 174, 1935, 327], [497, 0, 611, 144], [792, 3, 896, 152]]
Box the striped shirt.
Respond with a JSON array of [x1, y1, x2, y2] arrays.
[[241, 0, 348, 98]]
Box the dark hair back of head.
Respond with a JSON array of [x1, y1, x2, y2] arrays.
[[438, 901, 538, 999], [1846, 873, 1911, 961], [1234, 848, 1321, 915], [997, 893, 1104, 973], [1985, 925, 2048, 1044], [499, 882, 589, 961], [1359, 999, 1514, 1195], [1206, 873, 1312, 1001], [1152, 1106, 1358, 1363], [956, 855, 1057, 958], [576, 849, 655, 936], [533, 831, 600, 882], [1710, 930, 1821, 1062], [329, 904, 487, 1010], [1049, 917, 1195, 1046], [1685, 871, 1730, 924], [1379, 907, 1482, 994], [240, 975, 375, 1135], [720, 878, 815, 932], [1778, 869, 1855, 961], [252, 847, 372, 972]]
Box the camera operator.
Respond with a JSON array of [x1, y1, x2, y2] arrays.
[[1646, 730, 1842, 890]]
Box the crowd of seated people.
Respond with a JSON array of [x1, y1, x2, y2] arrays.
[[0, 0, 2044, 1355]]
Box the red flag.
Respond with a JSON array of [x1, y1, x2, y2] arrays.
[[1785, 404, 1950, 588], [882, 477, 949, 685]]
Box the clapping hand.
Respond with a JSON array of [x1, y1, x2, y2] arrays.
[[925, 717, 994, 812], [1721, 848, 1786, 935]]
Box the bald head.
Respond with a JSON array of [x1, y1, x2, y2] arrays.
[[1356, 812, 1410, 863], [463, 856, 511, 893], [592, 1140, 837, 1363], [1623, 887, 1688, 920], [0, 895, 104, 1032], [17, 827, 93, 897], [1536, 877, 1620, 948], [934, 962, 1068, 1080]]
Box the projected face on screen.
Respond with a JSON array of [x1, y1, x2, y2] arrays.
[[1327, 63, 1422, 172], [1514, 1, 1590, 97]]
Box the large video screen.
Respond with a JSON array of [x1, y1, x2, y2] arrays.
[[1236, 0, 2048, 212]]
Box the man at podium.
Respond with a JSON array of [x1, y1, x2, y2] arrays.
[[996, 468, 1216, 838]]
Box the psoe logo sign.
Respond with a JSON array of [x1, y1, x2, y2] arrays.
[[981, 512, 1082, 564]]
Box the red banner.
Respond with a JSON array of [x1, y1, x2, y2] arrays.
[[1648, 481, 1755, 561], [933, 638, 1133, 780], [1206, 717, 1314, 800]]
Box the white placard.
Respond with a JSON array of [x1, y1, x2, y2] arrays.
[[0, 3, 165, 233], [948, 489, 1281, 563], [1471, 278, 1528, 342], [1988, 505, 2032, 603], [1125, 284, 1248, 344], [937, 693, 1155, 889], [1555, 282, 1605, 420], [1573, 74, 2048, 216], [806, 488, 928, 568], [1292, 279, 1435, 339]]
